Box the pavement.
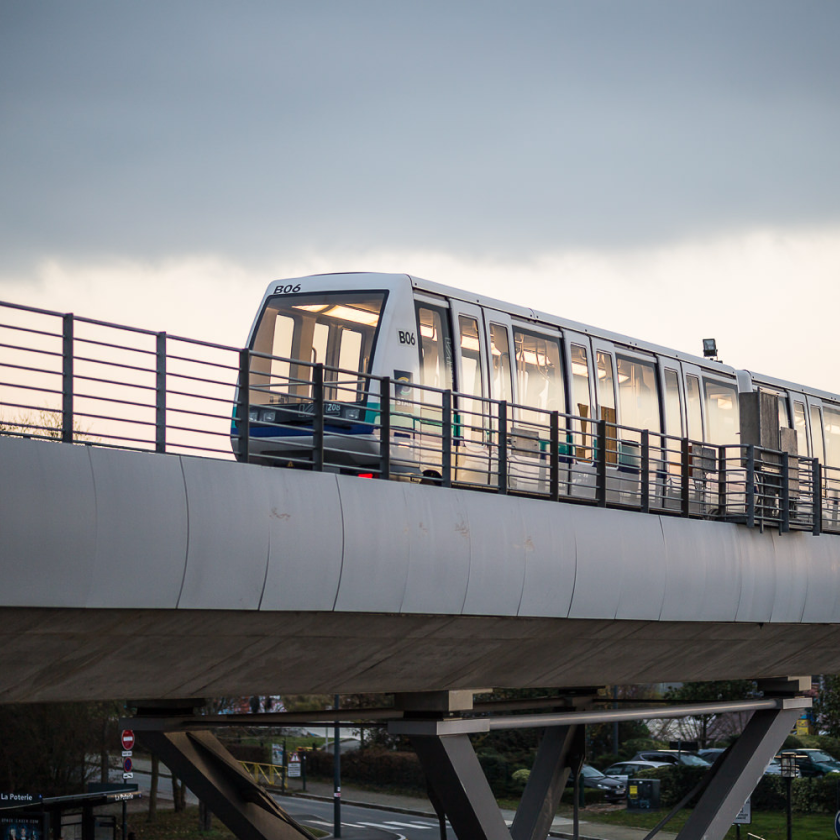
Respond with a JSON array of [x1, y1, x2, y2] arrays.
[[277, 778, 678, 840]]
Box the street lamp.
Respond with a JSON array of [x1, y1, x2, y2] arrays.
[[779, 753, 800, 840]]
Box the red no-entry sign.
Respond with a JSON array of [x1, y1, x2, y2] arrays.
[[121, 730, 135, 751]]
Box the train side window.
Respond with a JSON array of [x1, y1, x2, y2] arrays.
[[812, 406, 826, 463], [513, 329, 565, 424], [616, 355, 661, 442], [686, 375, 703, 440], [703, 379, 739, 445], [778, 395, 791, 429], [570, 344, 592, 458], [488, 322, 513, 403], [824, 406, 840, 467], [793, 401, 808, 456], [663, 368, 683, 437], [415, 304, 453, 390]]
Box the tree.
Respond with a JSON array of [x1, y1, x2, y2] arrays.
[[662, 681, 758, 747], [814, 675, 840, 737]]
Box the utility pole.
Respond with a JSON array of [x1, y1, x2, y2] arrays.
[[334, 694, 341, 838]]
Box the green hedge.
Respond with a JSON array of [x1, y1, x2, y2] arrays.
[[306, 748, 427, 791], [637, 766, 840, 814]]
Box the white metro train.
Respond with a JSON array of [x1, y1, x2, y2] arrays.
[[234, 272, 840, 503]]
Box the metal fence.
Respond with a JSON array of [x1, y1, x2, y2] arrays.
[[1, 299, 836, 535]]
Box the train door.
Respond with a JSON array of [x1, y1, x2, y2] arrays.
[[563, 329, 597, 499], [590, 338, 622, 503], [450, 300, 490, 486], [414, 296, 455, 479], [512, 322, 567, 495], [483, 309, 537, 491], [658, 359, 686, 510], [680, 362, 709, 514]]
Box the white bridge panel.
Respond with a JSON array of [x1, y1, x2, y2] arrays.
[[397, 486, 471, 615], [333, 475, 412, 613], [0, 438, 96, 607], [177, 459, 271, 610], [460, 493, 527, 616], [261, 470, 344, 611], [768, 533, 810, 623], [516, 499, 576, 618], [801, 536, 840, 623], [86, 448, 188, 608]]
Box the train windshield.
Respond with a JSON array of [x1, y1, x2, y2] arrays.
[[250, 290, 387, 403]]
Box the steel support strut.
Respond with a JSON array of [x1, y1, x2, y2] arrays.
[[138, 729, 314, 840], [511, 725, 584, 840], [676, 695, 809, 840]]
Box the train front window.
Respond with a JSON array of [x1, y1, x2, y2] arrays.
[[250, 291, 386, 403]]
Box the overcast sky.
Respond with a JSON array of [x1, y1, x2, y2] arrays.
[[1, 2, 839, 390]]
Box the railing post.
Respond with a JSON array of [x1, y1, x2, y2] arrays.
[[155, 332, 166, 454], [813, 460, 822, 536], [312, 363, 325, 472], [781, 452, 791, 533], [238, 349, 250, 464], [379, 376, 391, 480], [746, 444, 756, 529], [442, 390, 452, 488], [550, 410, 560, 502], [62, 313, 74, 443], [640, 429, 650, 513], [681, 438, 691, 517], [497, 401, 508, 495], [718, 445, 727, 519], [596, 419, 607, 507]]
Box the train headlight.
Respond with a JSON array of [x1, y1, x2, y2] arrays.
[[262, 410, 276, 423], [344, 407, 361, 420], [249, 410, 259, 422]]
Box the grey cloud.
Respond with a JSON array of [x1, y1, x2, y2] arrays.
[[1, 1, 839, 272]]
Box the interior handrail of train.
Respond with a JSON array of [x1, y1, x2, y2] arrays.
[[2, 272, 840, 536]]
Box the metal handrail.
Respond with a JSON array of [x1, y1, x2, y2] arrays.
[[0, 299, 835, 535]]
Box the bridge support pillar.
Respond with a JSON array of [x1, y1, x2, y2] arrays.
[[137, 728, 313, 840], [398, 691, 589, 840], [676, 677, 811, 840]]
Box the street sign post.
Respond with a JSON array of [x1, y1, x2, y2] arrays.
[[288, 754, 301, 779]]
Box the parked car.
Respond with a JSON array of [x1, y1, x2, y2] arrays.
[[776, 749, 840, 777], [580, 764, 626, 802], [602, 760, 671, 783], [630, 750, 712, 767], [697, 748, 726, 762]]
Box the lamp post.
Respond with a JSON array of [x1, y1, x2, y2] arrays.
[[779, 753, 799, 840]]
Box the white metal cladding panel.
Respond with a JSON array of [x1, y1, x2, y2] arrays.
[[613, 515, 668, 621], [658, 520, 710, 622], [85, 448, 188, 609], [659, 519, 743, 622], [459, 492, 527, 617], [261, 470, 344, 611], [333, 475, 412, 613], [567, 506, 633, 619], [398, 485, 471, 615], [516, 499, 577, 618], [768, 533, 810, 623], [801, 537, 840, 623], [177, 459, 271, 610], [0, 436, 96, 607], [734, 527, 777, 622]]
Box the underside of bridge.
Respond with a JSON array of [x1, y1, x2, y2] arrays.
[[2, 606, 840, 703], [124, 680, 812, 840]]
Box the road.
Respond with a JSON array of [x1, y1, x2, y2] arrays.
[[124, 759, 453, 839], [276, 796, 452, 840]]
